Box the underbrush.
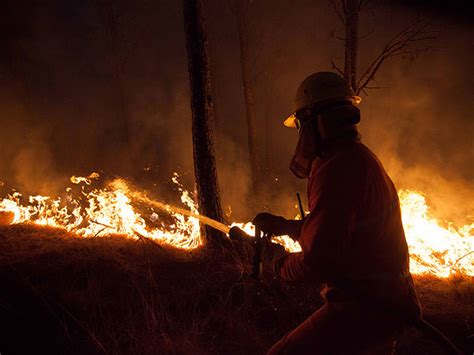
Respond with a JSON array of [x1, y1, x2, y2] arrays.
[[0, 224, 472, 354]]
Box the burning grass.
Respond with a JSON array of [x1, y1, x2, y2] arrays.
[[0, 173, 474, 277], [0, 224, 472, 354], [1, 175, 473, 278]]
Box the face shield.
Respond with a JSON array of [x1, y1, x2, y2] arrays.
[[288, 103, 361, 179], [289, 108, 321, 179]]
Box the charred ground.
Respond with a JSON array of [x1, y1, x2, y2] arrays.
[[0, 225, 472, 354]]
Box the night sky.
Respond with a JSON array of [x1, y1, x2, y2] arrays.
[[0, 0, 472, 222]]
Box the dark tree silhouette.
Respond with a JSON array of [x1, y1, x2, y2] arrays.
[[331, 0, 437, 95], [97, 1, 130, 142], [234, 0, 260, 195], [182, 0, 225, 244], [228, 1, 286, 197], [342, 0, 359, 92]]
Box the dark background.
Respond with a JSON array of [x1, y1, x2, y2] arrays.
[[0, 0, 472, 222]]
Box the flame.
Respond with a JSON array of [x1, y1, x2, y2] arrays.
[[0, 176, 202, 250], [229, 221, 303, 254], [399, 190, 473, 277], [0, 175, 472, 277], [70, 172, 100, 185], [232, 191, 474, 278]]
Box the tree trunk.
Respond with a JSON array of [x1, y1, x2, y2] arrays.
[[264, 101, 273, 178], [97, 0, 130, 171], [343, 0, 359, 93], [236, 4, 260, 196], [182, 0, 225, 244]]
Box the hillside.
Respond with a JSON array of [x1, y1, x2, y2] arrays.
[[0, 224, 472, 354]]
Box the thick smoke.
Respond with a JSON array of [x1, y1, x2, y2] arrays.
[[0, 0, 472, 224]]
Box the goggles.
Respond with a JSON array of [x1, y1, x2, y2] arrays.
[[294, 106, 316, 132]]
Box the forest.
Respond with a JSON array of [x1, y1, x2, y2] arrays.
[[0, 0, 473, 354]]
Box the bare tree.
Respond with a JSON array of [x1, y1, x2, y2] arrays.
[[233, 0, 260, 195], [97, 1, 130, 141], [228, 1, 286, 196], [331, 0, 437, 95], [342, 0, 359, 92], [182, 0, 225, 244]]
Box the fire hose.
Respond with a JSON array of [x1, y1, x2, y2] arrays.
[[233, 226, 463, 353], [251, 193, 305, 280], [252, 226, 264, 279], [230, 193, 462, 353], [249, 194, 303, 280], [410, 318, 463, 355], [299, 192, 461, 353], [231, 224, 463, 354]]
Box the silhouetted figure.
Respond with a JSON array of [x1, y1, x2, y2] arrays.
[[253, 72, 421, 354]]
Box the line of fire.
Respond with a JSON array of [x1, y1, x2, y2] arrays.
[[0, 1, 472, 354]]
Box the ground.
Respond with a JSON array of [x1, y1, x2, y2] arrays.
[[0, 224, 472, 354]]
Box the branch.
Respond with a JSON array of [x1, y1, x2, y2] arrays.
[[330, 0, 346, 24], [358, 0, 371, 11], [358, 27, 375, 40], [134, 229, 163, 249], [341, 0, 348, 17], [89, 219, 115, 237], [356, 19, 438, 94], [330, 27, 346, 41], [364, 85, 389, 89], [251, 69, 266, 83], [330, 57, 344, 76], [246, 0, 290, 79], [227, 0, 237, 14]]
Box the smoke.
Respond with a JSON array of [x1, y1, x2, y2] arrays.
[[0, 0, 472, 225], [236, 0, 474, 224], [358, 9, 474, 224]]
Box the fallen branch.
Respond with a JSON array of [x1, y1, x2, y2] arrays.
[[452, 250, 474, 270], [133, 229, 163, 249], [89, 219, 115, 229], [89, 219, 116, 237]]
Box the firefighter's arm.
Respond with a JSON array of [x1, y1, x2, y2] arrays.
[[253, 213, 303, 241], [274, 154, 365, 282], [280, 219, 304, 240]]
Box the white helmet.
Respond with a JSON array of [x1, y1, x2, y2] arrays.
[[284, 72, 361, 128]]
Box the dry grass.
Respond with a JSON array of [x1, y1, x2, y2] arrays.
[[0, 224, 472, 354]]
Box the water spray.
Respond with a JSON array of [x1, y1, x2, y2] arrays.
[[127, 189, 231, 235]]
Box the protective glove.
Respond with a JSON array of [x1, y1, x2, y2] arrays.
[[263, 238, 288, 276], [228, 226, 252, 242], [252, 212, 288, 236]]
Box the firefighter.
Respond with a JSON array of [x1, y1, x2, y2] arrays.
[[253, 72, 421, 354]]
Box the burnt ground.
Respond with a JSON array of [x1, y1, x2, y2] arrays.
[[0, 224, 472, 354]]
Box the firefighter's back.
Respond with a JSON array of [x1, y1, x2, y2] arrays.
[[337, 142, 421, 320]]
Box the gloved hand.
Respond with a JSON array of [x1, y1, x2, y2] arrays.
[[228, 226, 252, 242], [263, 238, 287, 276], [252, 212, 288, 236]]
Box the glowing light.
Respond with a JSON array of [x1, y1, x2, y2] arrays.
[[70, 172, 100, 185], [0, 176, 472, 277], [399, 190, 473, 277], [232, 191, 474, 277], [230, 221, 302, 254], [0, 176, 202, 250]]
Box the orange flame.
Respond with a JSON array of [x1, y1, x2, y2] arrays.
[[0, 177, 202, 250], [0, 175, 472, 277]]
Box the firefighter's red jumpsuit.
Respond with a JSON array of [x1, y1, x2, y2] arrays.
[[268, 142, 420, 354]]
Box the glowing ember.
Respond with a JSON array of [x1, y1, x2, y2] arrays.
[[399, 190, 473, 277], [0, 175, 472, 277], [70, 172, 100, 185], [0, 176, 202, 250], [233, 192, 473, 278], [229, 221, 303, 254]]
